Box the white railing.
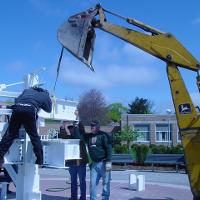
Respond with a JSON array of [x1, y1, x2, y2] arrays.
[[40, 135, 50, 140]]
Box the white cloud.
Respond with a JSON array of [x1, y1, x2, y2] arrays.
[[154, 92, 200, 114], [33, 41, 45, 52], [6, 61, 26, 71], [94, 33, 157, 66], [59, 56, 160, 88], [122, 44, 156, 65], [54, 30, 161, 89], [192, 17, 200, 24], [29, 0, 65, 17], [155, 92, 200, 113], [29, 0, 95, 17], [94, 34, 122, 62], [155, 100, 174, 114]]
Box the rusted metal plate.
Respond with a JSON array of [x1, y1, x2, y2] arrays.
[[57, 7, 98, 71]]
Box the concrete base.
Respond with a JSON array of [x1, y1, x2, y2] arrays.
[[129, 173, 145, 191]]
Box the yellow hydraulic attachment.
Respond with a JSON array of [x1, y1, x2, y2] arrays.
[[57, 4, 200, 199]]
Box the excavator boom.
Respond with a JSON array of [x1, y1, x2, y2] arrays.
[[57, 5, 200, 71]]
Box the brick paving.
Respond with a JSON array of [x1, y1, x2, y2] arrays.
[[6, 180, 193, 200], [4, 168, 193, 200], [39, 179, 193, 200]]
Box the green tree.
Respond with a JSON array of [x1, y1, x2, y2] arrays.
[[116, 125, 139, 152], [128, 97, 154, 114], [4, 98, 14, 105], [107, 103, 128, 123]]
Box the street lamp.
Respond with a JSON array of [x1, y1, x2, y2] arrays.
[[166, 109, 172, 146]]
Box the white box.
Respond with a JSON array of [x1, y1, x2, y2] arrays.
[[137, 175, 145, 191], [129, 173, 137, 190], [42, 139, 80, 167]]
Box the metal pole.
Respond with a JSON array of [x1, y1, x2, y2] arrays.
[[166, 109, 172, 147], [126, 114, 129, 126], [168, 117, 170, 146]]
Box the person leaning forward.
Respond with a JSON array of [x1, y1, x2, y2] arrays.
[[0, 86, 52, 166]]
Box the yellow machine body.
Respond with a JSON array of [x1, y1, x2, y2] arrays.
[[57, 5, 200, 199]]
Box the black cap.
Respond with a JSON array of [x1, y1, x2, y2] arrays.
[[90, 120, 100, 127], [31, 86, 49, 94], [67, 124, 74, 129]]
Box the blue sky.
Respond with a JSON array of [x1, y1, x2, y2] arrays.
[[0, 0, 200, 113]]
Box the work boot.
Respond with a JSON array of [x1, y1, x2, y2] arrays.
[[35, 158, 44, 168], [35, 158, 43, 165]]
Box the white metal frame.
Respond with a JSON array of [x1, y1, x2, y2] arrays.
[[0, 72, 80, 200]]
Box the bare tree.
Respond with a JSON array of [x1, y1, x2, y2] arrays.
[[77, 89, 108, 125]]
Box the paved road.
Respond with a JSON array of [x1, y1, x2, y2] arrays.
[[4, 167, 193, 200], [40, 167, 190, 187], [111, 170, 190, 187]]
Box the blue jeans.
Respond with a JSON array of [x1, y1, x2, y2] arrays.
[[90, 161, 111, 200], [69, 164, 87, 200]]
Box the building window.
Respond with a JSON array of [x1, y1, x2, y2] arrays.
[[134, 124, 150, 142], [177, 130, 181, 142], [156, 124, 172, 142]]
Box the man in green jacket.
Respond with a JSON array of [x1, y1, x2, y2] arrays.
[[85, 120, 112, 200]]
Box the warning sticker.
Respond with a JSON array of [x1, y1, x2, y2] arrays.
[[178, 103, 191, 114]]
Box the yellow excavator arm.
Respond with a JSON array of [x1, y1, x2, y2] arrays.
[[94, 6, 199, 71], [57, 4, 200, 199]]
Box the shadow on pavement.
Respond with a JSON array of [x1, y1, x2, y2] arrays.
[[42, 194, 70, 200], [129, 198, 175, 200], [6, 193, 70, 200], [120, 186, 137, 191], [137, 169, 186, 174]]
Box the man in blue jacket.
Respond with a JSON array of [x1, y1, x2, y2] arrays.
[[0, 86, 52, 166]]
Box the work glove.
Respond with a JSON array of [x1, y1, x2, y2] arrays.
[[106, 162, 112, 171]]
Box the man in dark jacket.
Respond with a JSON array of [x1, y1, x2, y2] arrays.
[[83, 120, 112, 200], [67, 122, 88, 200], [58, 120, 70, 139], [0, 86, 52, 166]]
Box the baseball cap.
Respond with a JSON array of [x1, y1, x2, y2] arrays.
[[90, 120, 100, 127], [67, 123, 74, 129]]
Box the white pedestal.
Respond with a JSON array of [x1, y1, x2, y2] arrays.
[[129, 174, 137, 190], [0, 182, 8, 200], [128, 174, 145, 191], [137, 175, 145, 191], [16, 164, 41, 200]]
